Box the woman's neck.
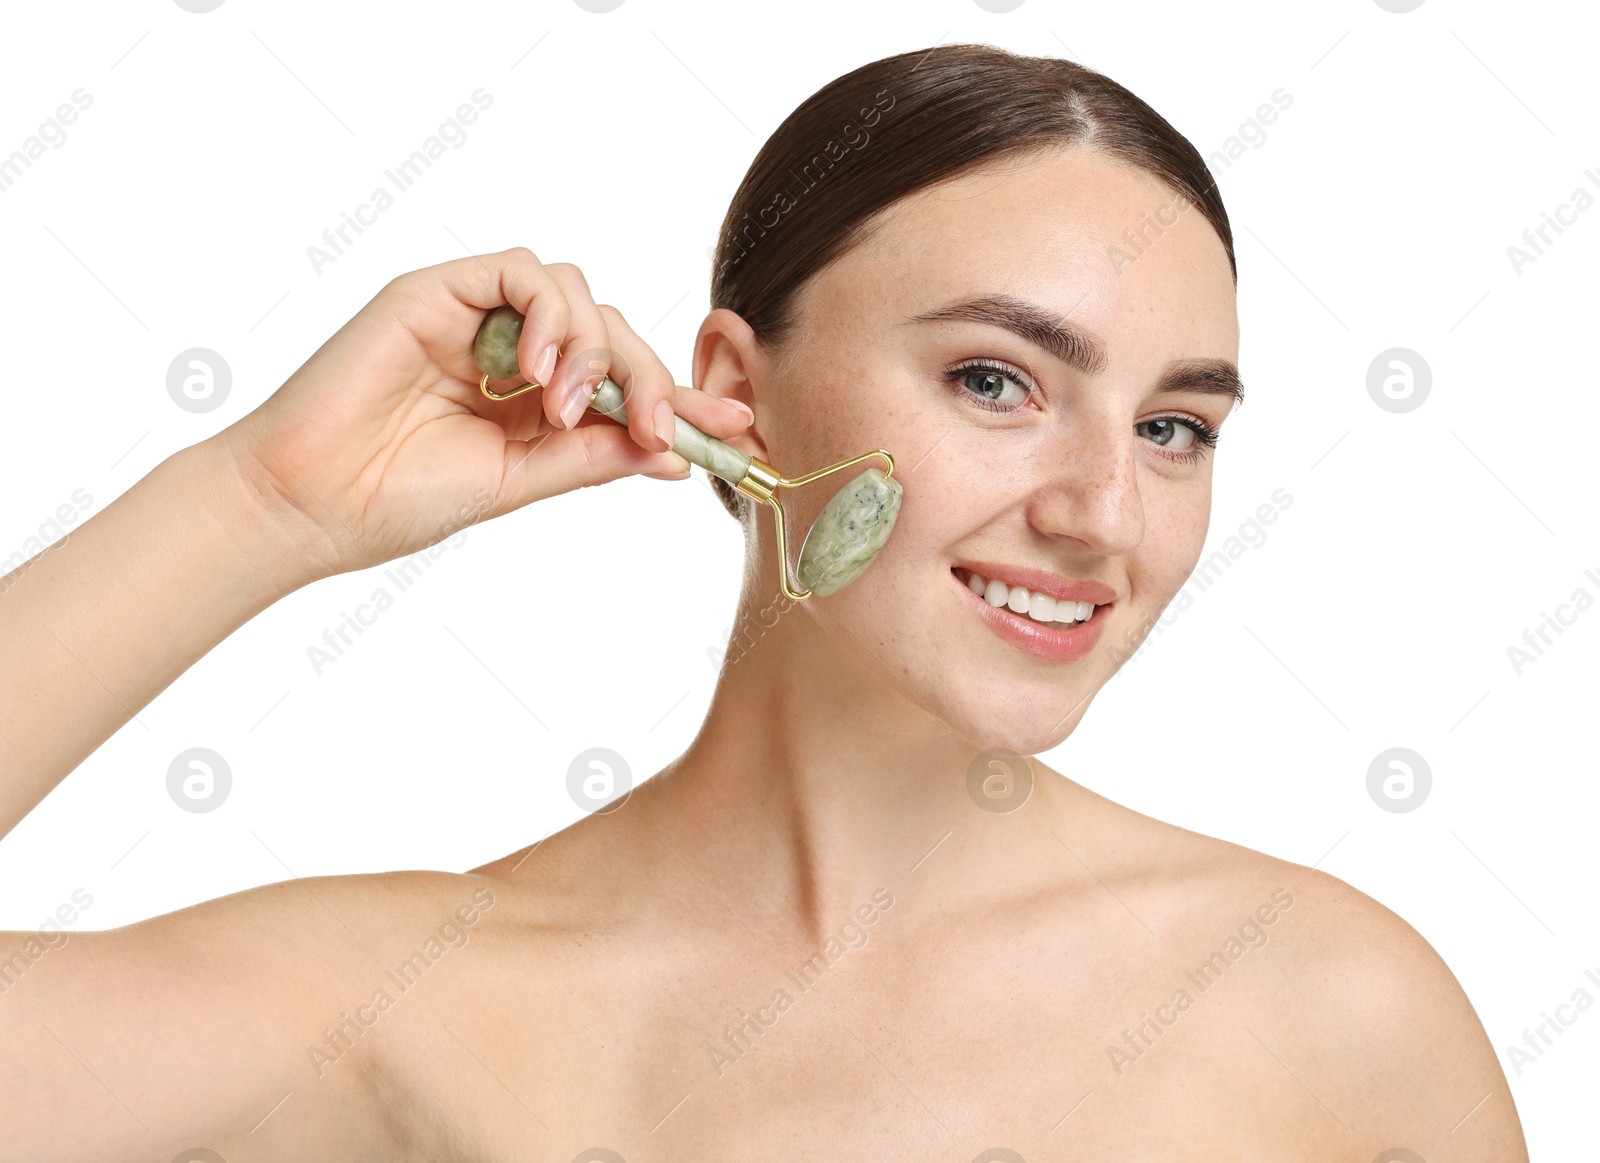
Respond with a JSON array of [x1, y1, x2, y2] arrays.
[[633, 573, 1075, 948]]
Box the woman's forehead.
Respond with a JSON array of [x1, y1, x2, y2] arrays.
[[791, 155, 1237, 363]]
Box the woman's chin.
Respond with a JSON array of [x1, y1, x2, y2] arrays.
[[926, 689, 1097, 759]]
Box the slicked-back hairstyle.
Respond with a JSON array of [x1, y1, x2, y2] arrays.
[[705, 42, 1235, 521]]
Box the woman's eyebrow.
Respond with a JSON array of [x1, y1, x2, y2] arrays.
[[900, 293, 1244, 407]]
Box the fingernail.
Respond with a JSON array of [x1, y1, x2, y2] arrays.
[[652, 398, 677, 450], [726, 399, 754, 424], [643, 452, 692, 480], [559, 384, 588, 429], [534, 342, 558, 385]]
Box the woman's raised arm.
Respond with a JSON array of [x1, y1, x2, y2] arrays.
[[0, 246, 752, 838]]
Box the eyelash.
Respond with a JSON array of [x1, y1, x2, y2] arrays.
[[943, 358, 1221, 464]]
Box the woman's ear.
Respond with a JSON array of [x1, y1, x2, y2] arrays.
[[693, 308, 770, 464]]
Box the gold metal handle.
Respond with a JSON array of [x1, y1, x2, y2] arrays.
[[734, 448, 896, 602]]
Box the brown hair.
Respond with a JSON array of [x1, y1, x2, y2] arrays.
[[706, 42, 1236, 522]]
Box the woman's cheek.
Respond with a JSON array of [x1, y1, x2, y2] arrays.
[[1147, 496, 1211, 599]]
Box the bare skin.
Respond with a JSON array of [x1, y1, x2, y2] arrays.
[[0, 149, 1527, 1161]]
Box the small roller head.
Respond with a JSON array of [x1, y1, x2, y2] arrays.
[[475, 304, 525, 382]]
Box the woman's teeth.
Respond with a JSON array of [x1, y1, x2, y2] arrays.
[[959, 568, 1094, 625]]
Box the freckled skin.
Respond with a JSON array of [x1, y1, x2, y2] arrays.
[[5, 149, 1526, 1161], [725, 146, 1239, 753]]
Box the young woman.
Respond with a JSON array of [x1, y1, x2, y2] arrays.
[[0, 44, 1526, 1161]]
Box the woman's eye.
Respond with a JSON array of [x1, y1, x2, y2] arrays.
[[1136, 417, 1196, 452], [1136, 415, 1220, 463], [948, 361, 1031, 411]]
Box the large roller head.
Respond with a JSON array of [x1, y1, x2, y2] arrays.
[[795, 466, 902, 598]]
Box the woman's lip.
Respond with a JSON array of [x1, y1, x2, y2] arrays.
[[952, 568, 1109, 662], [950, 560, 1117, 607]]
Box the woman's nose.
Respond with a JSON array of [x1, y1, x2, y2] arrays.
[[1023, 417, 1147, 556]]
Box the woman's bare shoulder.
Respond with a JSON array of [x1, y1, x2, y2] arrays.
[[1059, 781, 1528, 1160], [1224, 859, 1525, 1158]]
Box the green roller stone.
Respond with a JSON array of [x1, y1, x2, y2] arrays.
[[474, 304, 525, 382], [797, 467, 903, 597]]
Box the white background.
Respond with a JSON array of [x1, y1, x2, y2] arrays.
[[0, 0, 1594, 1153]]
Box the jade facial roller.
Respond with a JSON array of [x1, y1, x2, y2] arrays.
[[472, 303, 902, 600]]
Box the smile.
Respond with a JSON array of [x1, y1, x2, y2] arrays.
[[951, 565, 1111, 662]]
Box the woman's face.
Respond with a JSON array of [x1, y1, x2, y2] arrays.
[[720, 147, 1240, 754]]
